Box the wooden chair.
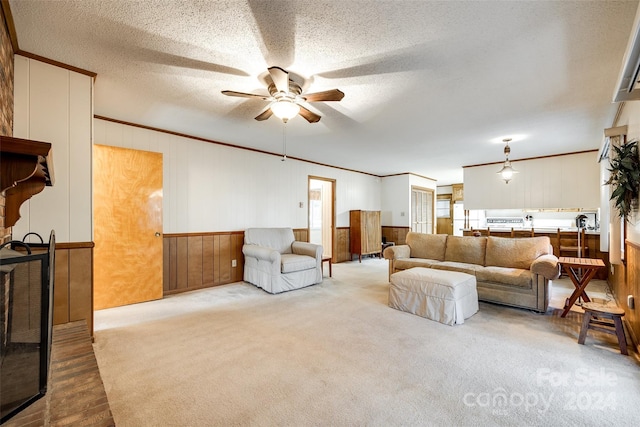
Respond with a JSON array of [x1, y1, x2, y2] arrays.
[[470, 227, 490, 237], [556, 228, 588, 258], [511, 228, 534, 238]]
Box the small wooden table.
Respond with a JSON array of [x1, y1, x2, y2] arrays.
[[559, 256, 605, 318], [322, 256, 332, 277], [578, 302, 627, 355]]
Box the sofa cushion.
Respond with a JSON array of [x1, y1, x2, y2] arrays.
[[476, 266, 533, 289], [444, 236, 487, 265], [431, 261, 483, 276], [406, 233, 447, 261], [394, 258, 441, 271], [280, 254, 316, 273], [485, 236, 550, 270]]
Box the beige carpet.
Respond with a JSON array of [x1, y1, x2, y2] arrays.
[[93, 259, 640, 426]]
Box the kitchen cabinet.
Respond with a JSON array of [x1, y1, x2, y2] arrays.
[[350, 210, 381, 262], [452, 184, 464, 202], [463, 151, 600, 210]]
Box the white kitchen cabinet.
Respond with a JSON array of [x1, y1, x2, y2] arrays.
[[463, 151, 600, 210], [543, 157, 563, 208]]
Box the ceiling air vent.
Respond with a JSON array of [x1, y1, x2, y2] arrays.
[[614, 5, 640, 102]]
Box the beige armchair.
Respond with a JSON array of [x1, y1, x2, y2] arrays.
[[242, 228, 323, 294]]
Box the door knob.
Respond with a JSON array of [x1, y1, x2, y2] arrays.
[[155, 232, 161, 237]]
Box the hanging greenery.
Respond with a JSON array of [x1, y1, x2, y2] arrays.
[[605, 139, 640, 221]]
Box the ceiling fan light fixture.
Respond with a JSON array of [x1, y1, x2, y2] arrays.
[[497, 138, 518, 184], [270, 99, 300, 123]]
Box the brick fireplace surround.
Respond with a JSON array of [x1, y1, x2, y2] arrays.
[[1, 2, 15, 245]]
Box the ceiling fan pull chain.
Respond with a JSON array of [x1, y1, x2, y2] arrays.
[[281, 122, 287, 161]]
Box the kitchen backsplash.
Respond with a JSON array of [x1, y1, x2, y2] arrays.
[[480, 209, 599, 230]]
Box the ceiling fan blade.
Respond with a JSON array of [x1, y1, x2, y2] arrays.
[[298, 106, 321, 123], [254, 107, 273, 121], [222, 90, 270, 100], [268, 66, 289, 93], [303, 89, 345, 102]]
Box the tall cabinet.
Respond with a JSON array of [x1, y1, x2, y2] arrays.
[[350, 210, 382, 262]]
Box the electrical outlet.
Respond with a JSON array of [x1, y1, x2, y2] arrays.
[[628, 295, 635, 309], [400, 212, 405, 217], [231, 259, 237, 267]]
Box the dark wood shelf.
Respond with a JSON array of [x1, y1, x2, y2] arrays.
[[0, 136, 54, 227]]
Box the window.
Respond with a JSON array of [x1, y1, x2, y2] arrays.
[[436, 199, 450, 218]]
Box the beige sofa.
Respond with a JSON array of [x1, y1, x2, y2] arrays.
[[383, 233, 560, 313]]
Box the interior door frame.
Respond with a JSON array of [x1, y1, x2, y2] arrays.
[[436, 193, 453, 234], [308, 176, 336, 261], [411, 186, 436, 234]]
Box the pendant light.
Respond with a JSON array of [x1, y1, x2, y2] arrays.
[[497, 138, 518, 184]]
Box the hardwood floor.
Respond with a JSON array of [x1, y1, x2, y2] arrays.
[[3, 321, 114, 427]]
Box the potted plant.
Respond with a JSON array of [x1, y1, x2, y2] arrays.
[[605, 139, 640, 221]]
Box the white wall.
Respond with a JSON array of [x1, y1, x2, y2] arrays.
[[615, 100, 640, 245], [437, 185, 453, 195], [381, 175, 409, 227], [12, 56, 93, 243], [463, 151, 601, 210], [93, 119, 381, 233], [380, 174, 437, 227]]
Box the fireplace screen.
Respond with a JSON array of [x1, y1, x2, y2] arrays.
[[0, 231, 55, 423]]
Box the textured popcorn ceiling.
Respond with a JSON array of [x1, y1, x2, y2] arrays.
[[9, 0, 640, 184]]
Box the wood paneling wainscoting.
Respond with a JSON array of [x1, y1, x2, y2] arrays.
[[163, 232, 244, 295], [382, 226, 410, 246], [293, 228, 308, 243], [608, 240, 640, 354], [333, 226, 410, 263], [335, 227, 350, 263], [162, 228, 310, 296], [53, 242, 94, 336]]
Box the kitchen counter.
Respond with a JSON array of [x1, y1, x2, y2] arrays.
[[462, 228, 600, 235]]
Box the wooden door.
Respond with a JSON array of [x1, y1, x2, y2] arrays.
[[93, 145, 163, 310], [437, 195, 453, 234]]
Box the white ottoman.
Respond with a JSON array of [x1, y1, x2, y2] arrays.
[[389, 267, 478, 325]]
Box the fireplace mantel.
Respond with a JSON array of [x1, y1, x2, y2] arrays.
[[0, 136, 54, 227]]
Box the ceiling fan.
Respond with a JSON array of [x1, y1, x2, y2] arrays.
[[222, 66, 344, 123]]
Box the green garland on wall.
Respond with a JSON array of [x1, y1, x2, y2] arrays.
[[605, 139, 640, 221]]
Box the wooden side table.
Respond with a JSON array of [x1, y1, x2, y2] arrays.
[[558, 256, 605, 318], [322, 256, 332, 277]]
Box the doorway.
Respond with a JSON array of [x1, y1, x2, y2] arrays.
[[308, 177, 335, 260], [436, 194, 453, 234]]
